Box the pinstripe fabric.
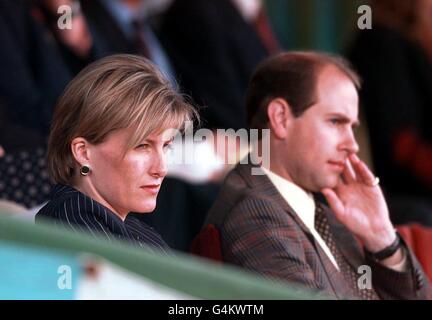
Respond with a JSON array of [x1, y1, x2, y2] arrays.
[[35, 185, 170, 253], [205, 159, 432, 299]]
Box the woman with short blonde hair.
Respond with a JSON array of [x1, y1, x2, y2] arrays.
[[36, 54, 197, 250]]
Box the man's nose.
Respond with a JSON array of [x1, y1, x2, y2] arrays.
[[341, 129, 360, 154]]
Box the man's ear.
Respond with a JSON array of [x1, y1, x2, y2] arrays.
[[267, 98, 294, 139], [71, 137, 91, 167]]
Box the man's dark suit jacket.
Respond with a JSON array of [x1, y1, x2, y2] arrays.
[[204, 161, 432, 299]]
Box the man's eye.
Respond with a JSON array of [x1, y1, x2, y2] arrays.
[[330, 119, 342, 125]]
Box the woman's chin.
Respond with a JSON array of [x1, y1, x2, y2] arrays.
[[132, 202, 157, 214]]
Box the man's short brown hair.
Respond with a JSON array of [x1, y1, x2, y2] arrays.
[[245, 51, 361, 131], [48, 54, 197, 185]]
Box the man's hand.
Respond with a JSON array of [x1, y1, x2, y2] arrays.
[[321, 154, 397, 253], [43, 0, 93, 58]]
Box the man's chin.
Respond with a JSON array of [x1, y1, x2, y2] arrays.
[[297, 174, 339, 192], [317, 176, 339, 191]]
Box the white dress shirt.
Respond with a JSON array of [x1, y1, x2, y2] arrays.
[[261, 167, 340, 270]]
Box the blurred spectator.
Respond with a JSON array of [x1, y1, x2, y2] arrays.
[[78, 0, 175, 80], [0, 1, 68, 215], [38, 0, 92, 57], [34, 0, 95, 74], [0, 0, 71, 137], [159, 0, 279, 130], [348, 0, 432, 225]]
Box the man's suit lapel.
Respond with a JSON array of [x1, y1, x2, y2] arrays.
[[236, 162, 357, 299], [235, 162, 311, 236]]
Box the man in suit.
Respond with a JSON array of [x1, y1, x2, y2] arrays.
[[204, 52, 431, 299]]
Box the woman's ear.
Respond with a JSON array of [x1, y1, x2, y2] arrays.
[[71, 137, 91, 167], [267, 98, 294, 139]]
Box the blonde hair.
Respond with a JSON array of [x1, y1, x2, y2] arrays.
[[48, 54, 197, 185]]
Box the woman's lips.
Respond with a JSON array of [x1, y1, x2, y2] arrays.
[[140, 185, 161, 195]]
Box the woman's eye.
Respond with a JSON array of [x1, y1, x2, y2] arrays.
[[136, 144, 150, 150], [163, 143, 173, 151]]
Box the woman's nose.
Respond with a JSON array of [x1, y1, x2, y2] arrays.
[[150, 150, 168, 178]]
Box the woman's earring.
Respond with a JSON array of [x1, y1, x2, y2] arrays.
[[80, 165, 90, 176]]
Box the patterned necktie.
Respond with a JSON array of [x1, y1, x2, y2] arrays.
[[314, 204, 379, 300]]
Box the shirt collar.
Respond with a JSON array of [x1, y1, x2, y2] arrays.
[[261, 167, 316, 230], [259, 166, 340, 271]]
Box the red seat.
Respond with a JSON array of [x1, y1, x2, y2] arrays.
[[190, 224, 223, 262], [396, 224, 432, 282]]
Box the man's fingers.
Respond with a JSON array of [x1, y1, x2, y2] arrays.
[[349, 154, 376, 186], [342, 158, 356, 183], [321, 188, 345, 219]]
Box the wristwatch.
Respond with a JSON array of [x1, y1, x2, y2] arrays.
[[365, 232, 402, 261]]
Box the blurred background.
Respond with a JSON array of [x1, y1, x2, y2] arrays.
[[267, 0, 364, 52]]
